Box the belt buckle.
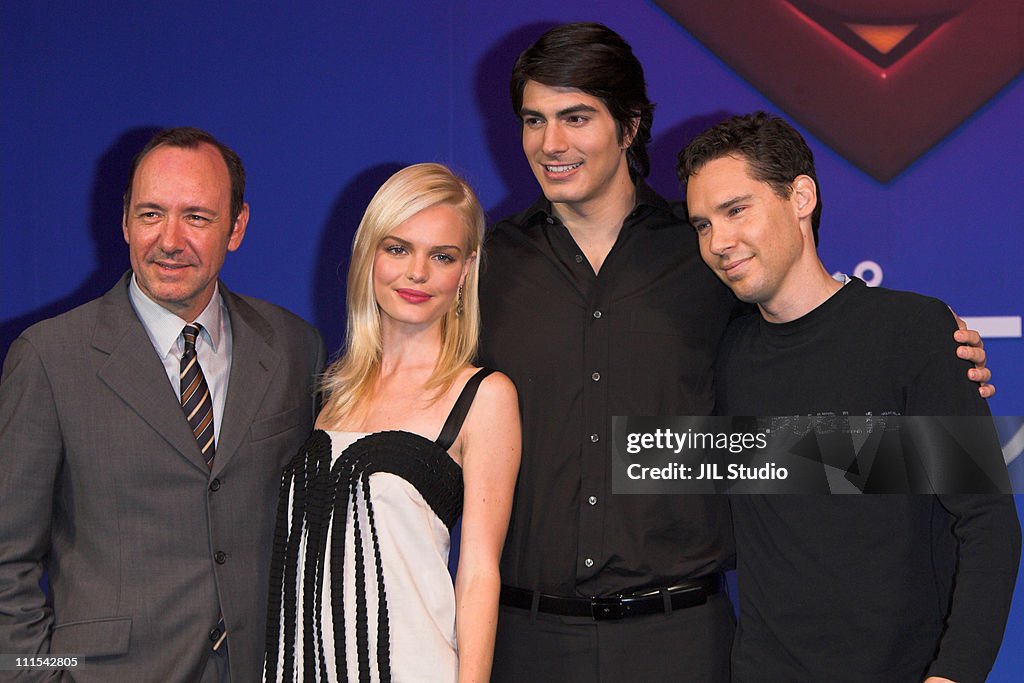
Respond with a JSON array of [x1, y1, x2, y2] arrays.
[[591, 595, 628, 620]]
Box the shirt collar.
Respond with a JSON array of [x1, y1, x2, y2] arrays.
[[519, 178, 672, 227], [128, 275, 224, 358]]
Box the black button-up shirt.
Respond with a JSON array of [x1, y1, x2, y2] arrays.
[[479, 181, 738, 597]]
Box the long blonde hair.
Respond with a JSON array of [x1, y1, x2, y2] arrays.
[[318, 163, 485, 426]]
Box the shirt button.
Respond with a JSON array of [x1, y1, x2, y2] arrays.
[[209, 478, 221, 492], [588, 495, 598, 505], [590, 434, 600, 443], [592, 310, 602, 319], [585, 558, 594, 568], [591, 372, 601, 382], [546, 216, 555, 224], [214, 551, 227, 564], [575, 254, 584, 263]]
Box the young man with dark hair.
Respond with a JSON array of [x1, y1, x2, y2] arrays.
[[480, 22, 738, 681], [680, 111, 1020, 683], [509, 21, 656, 181]]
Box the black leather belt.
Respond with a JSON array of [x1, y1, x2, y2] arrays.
[[499, 574, 722, 621]]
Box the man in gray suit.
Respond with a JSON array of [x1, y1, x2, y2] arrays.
[[0, 127, 324, 681]]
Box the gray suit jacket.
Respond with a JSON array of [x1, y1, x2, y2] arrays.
[[0, 272, 325, 682]]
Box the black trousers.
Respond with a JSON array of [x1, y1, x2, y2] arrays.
[[491, 592, 735, 682]]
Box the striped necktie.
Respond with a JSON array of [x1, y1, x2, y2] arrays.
[[180, 324, 216, 467]]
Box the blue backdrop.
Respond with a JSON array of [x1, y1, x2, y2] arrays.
[[3, 2, 1021, 676]]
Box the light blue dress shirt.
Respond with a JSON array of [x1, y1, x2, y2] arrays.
[[128, 275, 233, 446]]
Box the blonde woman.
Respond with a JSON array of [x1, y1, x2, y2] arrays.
[[265, 163, 520, 682]]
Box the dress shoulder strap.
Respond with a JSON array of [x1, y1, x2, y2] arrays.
[[435, 367, 496, 451]]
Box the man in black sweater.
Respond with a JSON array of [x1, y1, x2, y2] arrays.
[[678, 112, 1020, 682]]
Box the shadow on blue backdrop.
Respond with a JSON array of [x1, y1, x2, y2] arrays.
[[312, 162, 407, 358], [0, 127, 160, 362]]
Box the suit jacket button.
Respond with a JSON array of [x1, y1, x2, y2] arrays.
[[209, 478, 221, 492], [214, 551, 227, 564], [209, 626, 222, 642]]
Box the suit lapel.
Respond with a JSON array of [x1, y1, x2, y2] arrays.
[[214, 287, 280, 473], [94, 273, 211, 473]]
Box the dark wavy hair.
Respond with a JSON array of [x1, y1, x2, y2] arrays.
[[511, 22, 655, 179], [678, 111, 822, 244]]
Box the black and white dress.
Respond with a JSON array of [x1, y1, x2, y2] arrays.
[[264, 368, 493, 682]]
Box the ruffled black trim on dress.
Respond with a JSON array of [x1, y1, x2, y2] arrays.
[[264, 368, 493, 682]]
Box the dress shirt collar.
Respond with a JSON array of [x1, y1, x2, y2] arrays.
[[128, 274, 225, 358], [517, 179, 673, 228]]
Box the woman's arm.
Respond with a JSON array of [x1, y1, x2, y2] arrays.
[[454, 372, 521, 683]]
